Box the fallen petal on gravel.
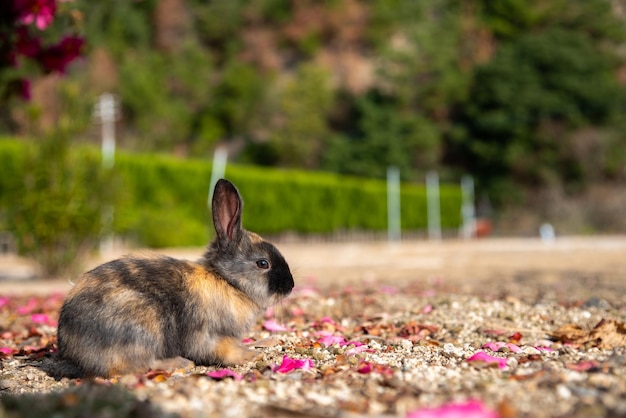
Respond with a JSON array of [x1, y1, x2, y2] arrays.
[[467, 351, 508, 369], [317, 335, 346, 346], [274, 356, 315, 373], [482, 342, 522, 353], [406, 399, 499, 418], [207, 369, 243, 381], [0, 347, 16, 355], [263, 320, 290, 332]]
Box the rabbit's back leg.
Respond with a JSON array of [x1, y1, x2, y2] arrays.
[[58, 289, 167, 377]]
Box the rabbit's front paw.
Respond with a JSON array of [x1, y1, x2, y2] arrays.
[[215, 337, 264, 365], [151, 356, 195, 372]]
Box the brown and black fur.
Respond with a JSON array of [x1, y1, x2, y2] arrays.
[[57, 179, 294, 377]]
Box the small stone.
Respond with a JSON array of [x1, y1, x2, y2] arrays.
[[557, 384, 572, 399], [523, 346, 541, 355]]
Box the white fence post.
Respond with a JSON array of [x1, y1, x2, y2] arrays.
[[208, 146, 228, 208], [94, 93, 119, 255], [426, 171, 441, 241], [387, 166, 401, 242], [460, 175, 476, 239]]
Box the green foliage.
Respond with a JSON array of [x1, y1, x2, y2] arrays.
[[322, 91, 441, 180], [0, 140, 462, 250], [265, 63, 335, 168], [329, 0, 467, 181], [0, 136, 111, 276], [118, 43, 214, 150], [452, 27, 625, 199], [75, 0, 156, 54], [4, 0, 626, 214]]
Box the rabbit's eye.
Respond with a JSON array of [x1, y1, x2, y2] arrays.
[[256, 259, 270, 269]]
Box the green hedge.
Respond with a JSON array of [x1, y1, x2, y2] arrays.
[[1, 139, 462, 248]]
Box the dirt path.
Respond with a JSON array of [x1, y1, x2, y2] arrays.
[[1, 235, 625, 299]]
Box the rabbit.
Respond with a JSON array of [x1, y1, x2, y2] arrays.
[[56, 178, 294, 377]]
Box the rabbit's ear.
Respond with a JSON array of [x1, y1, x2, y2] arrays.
[[212, 179, 243, 243]]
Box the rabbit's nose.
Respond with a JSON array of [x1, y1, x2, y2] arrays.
[[268, 264, 295, 295]]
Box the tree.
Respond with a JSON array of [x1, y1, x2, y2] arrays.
[[450, 27, 625, 198]]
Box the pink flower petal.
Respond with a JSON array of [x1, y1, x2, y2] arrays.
[[407, 399, 499, 418], [535, 346, 554, 352], [482, 341, 522, 353], [317, 335, 346, 346], [290, 306, 306, 316], [274, 356, 315, 374], [421, 304, 434, 314], [380, 285, 398, 295], [0, 347, 16, 355], [207, 369, 243, 381], [357, 361, 372, 374], [16, 298, 38, 315], [566, 360, 600, 372], [0, 297, 9, 309], [467, 351, 508, 369], [31, 313, 50, 324], [263, 320, 290, 332], [295, 285, 319, 298], [345, 345, 372, 356]]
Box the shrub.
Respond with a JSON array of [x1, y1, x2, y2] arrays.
[[0, 139, 462, 250], [0, 136, 111, 276]]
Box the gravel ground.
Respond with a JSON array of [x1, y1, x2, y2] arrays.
[[0, 237, 625, 417]]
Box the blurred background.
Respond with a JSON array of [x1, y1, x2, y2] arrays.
[[1, 0, 626, 277]]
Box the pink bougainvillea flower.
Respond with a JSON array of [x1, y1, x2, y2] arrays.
[[356, 361, 372, 374], [315, 334, 366, 353], [30, 313, 57, 326], [317, 335, 346, 346], [0, 347, 16, 355], [262, 319, 291, 332], [466, 351, 508, 369], [16, 298, 38, 315], [566, 360, 600, 372], [207, 369, 243, 381], [290, 306, 305, 317], [15, 0, 57, 30], [30, 313, 50, 324], [421, 304, 434, 314], [0, 297, 9, 309], [380, 285, 398, 295], [356, 360, 394, 377], [38, 36, 84, 74], [295, 285, 319, 298], [406, 399, 499, 418], [18, 79, 32, 100], [482, 341, 522, 353], [274, 356, 315, 374], [15, 28, 42, 58]]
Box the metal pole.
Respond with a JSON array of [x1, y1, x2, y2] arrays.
[[99, 93, 116, 169], [96, 93, 117, 255], [460, 175, 475, 239], [387, 166, 401, 242], [426, 171, 441, 241]]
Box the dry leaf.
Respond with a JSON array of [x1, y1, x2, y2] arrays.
[[551, 319, 626, 349]]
